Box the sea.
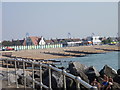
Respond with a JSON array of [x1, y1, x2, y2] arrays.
[[56, 51, 119, 71]]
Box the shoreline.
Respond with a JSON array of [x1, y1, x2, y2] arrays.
[[1, 45, 119, 60]]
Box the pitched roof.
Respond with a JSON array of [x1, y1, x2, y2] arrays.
[[30, 36, 40, 45], [23, 36, 41, 45]]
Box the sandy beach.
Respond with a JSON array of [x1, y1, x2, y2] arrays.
[[1, 45, 118, 60]]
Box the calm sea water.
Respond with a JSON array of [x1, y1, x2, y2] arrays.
[[56, 51, 118, 71]]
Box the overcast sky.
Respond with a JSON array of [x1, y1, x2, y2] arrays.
[[2, 2, 118, 40]]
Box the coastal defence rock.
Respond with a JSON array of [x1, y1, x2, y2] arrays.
[[67, 62, 89, 83], [113, 75, 120, 84], [43, 71, 63, 89], [17, 70, 32, 87], [8, 73, 18, 83], [112, 82, 120, 90], [67, 62, 88, 75], [85, 66, 100, 83], [66, 77, 75, 89], [99, 65, 117, 78], [117, 69, 120, 75]]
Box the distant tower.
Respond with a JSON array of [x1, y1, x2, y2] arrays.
[[68, 32, 71, 39], [92, 33, 95, 36], [25, 32, 29, 46], [26, 32, 29, 38]]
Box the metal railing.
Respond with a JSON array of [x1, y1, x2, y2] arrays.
[[1, 58, 98, 90]]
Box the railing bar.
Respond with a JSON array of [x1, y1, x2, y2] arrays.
[[2, 58, 97, 89], [6, 59, 10, 86], [15, 58, 19, 88], [39, 61, 42, 89], [62, 69, 66, 90], [75, 77, 80, 90], [77, 78, 92, 88], [17, 74, 49, 89], [48, 64, 52, 89], [32, 63, 35, 89], [23, 59, 26, 88]]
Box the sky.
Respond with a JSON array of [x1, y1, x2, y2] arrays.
[[0, 2, 2, 41], [2, 2, 118, 40]]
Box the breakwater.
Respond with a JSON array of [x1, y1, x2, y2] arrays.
[[1, 58, 97, 90], [1, 57, 120, 90]]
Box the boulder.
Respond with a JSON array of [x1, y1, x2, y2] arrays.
[[79, 70, 89, 83], [85, 66, 100, 83], [8, 73, 19, 83], [112, 82, 120, 90], [17, 75, 32, 87], [67, 62, 87, 76], [66, 77, 74, 88], [67, 62, 89, 83], [34, 70, 44, 78], [117, 69, 120, 75], [17, 70, 32, 87], [99, 65, 117, 78], [43, 71, 63, 89], [113, 75, 120, 84]]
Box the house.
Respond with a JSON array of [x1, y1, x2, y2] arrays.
[[23, 36, 46, 46], [67, 41, 82, 47], [86, 36, 102, 45], [12, 39, 24, 46], [45, 40, 54, 45], [39, 37, 46, 45], [45, 38, 82, 46], [92, 36, 101, 45]]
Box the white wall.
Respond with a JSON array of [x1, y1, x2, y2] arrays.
[[92, 36, 101, 45], [39, 37, 46, 45]]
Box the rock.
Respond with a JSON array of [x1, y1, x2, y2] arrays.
[[113, 75, 120, 84], [34, 70, 44, 78], [85, 66, 100, 83], [99, 65, 117, 78], [79, 70, 89, 83], [8, 73, 19, 83], [17, 70, 32, 87], [43, 71, 63, 89], [67, 62, 89, 83], [117, 69, 120, 75], [66, 77, 74, 88], [112, 82, 120, 90], [67, 62, 87, 76], [34, 78, 41, 90], [16, 69, 24, 75]]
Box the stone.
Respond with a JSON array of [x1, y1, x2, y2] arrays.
[[34, 70, 43, 78], [117, 69, 120, 75], [67, 62, 88, 76], [67, 62, 89, 83], [113, 75, 120, 84], [8, 73, 19, 83], [43, 71, 63, 89], [85, 66, 100, 83], [79, 70, 89, 83], [66, 77, 74, 88], [112, 82, 120, 90], [99, 65, 117, 78], [17, 70, 32, 87]]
